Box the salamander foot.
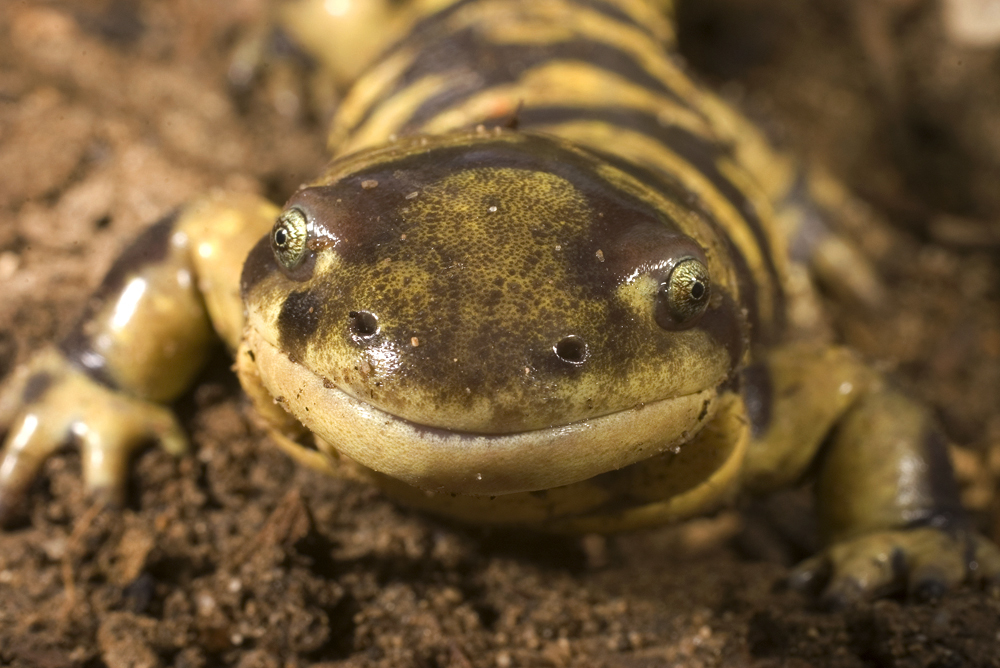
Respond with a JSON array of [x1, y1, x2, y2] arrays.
[[786, 527, 1000, 607], [0, 348, 186, 526]]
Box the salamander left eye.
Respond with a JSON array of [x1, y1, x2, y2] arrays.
[[656, 258, 711, 329], [271, 208, 310, 270]]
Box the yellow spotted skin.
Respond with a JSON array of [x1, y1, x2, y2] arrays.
[[2, 0, 999, 602]]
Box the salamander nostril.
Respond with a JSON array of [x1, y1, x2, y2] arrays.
[[554, 336, 588, 365], [348, 310, 379, 338]]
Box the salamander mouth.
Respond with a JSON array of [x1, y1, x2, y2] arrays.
[[244, 326, 719, 496]]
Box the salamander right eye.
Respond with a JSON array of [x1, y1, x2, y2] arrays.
[[271, 208, 310, 270], [655, 258, 711, 329]]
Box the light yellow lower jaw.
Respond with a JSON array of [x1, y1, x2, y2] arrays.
[[245, 326, 719, 496]]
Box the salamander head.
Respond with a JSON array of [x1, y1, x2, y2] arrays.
[[240, 130, 748, 495]]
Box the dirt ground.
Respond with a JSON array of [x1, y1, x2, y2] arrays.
[[2, 1, 1000, 666]]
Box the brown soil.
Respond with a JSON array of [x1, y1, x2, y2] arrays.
[[2, 1, 999, 666]]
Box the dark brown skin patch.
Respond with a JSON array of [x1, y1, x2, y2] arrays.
[[284, 185, 406, 268], [60, 212, 179, 388], [916, 429, 967, 531], [20, 371, 53, 404], [241, 235, 282, 298], [742, 361, 773, 438], [277, 289, 325, 362], [88, 211, 178, 297]]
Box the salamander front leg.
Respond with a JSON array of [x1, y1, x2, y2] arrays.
[[743, 342, 1000, 603], [790, 389, 1000, 605], [0, 193, 280, 526]]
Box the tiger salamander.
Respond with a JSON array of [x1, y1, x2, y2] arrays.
[[1, 0, 998, 604]]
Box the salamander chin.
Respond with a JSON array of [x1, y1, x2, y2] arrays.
[[244, 325, 719, 496]]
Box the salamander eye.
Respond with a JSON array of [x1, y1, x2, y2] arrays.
[[656, 258, 711, 329], [271, 208, 310, 270]]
